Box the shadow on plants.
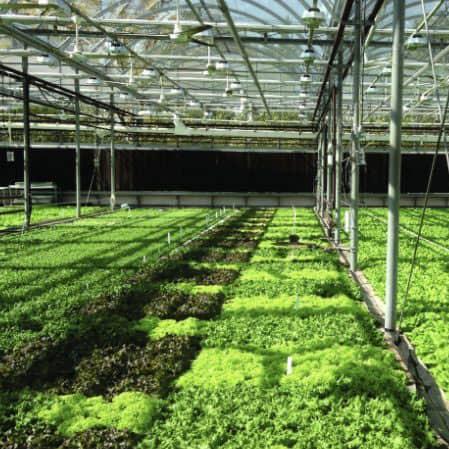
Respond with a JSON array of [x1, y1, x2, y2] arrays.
[[151, 262, 239, 285], [145, 290, 226, 321], [2, 420, 141, 449], [67, 336, 201, 398]]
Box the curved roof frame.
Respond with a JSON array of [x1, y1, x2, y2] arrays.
[[0, 0, 447, 130]]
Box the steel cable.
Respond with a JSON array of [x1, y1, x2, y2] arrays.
[[398, 86, 449, 329]]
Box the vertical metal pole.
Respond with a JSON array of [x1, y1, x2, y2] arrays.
[[74, 72, 81, 218], [22, 54, 31, 229], [320, 128, 326, 215], [316, 134, 322, 213], [335, 51, 343, 245], [350, 0, 361, 272], [385, 0, 405, 331], [326, 117, 333, 219], [110, 92, 116, 211]]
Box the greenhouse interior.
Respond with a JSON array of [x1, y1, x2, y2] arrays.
[[2, 0, 449, 447]]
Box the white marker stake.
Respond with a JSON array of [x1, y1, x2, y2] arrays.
[[295, 292, 300, 310], [292, 206, 297, 235], [286, 356, 293, 375], [167, 232, 171, 245], [344, 210, 351, 234], [143, 255, 147, 263]]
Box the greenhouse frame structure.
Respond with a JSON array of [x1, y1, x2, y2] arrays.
[[0, 0, 449, 337]]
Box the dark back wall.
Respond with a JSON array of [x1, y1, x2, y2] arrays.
[[1, 149, 448, 193]]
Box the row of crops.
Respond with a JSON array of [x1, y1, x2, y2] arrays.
[[0, 206, 439, 448], [357, 208, 449, 396], [0, 205, 104, 231], [0, 207, 225, 353]]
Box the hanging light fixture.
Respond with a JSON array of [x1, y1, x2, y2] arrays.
[[119, 91, 130, 100], [301, 47, 317, 66], [223, 74, 232, 97], [106, 40, 127, 56], [203, 109, 213, 119], [142, 68, 155, 78], [170, 87, 183, 96], [419, 93, 431, 104], [188, 99, 201, 108], [36, 54, 58, 67], [300, 73, 312, 85], [86, 77, 101, 87], [238, 96, 248, 114], [247, 107, 254, 122], [138, 106, 155, 116], [59, 110, 68, 121], [230, 81, 241, 91], [405, 33, 427, 51], [302, 3, 325, 30], [158, 77, 166, 104], [204, 47, 216, 76], [216, 60, 229, 72]]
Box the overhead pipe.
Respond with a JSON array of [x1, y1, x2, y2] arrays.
[[185, 0, 240, 85], [0, 62, 131, 116], [1, 14, 447, 37], [22, 27, 417, 48], [217, 0, 272, 118], [59, 0, 203, 110], [367, 6, 449, 120], [0, 23, 153, 112], [343, 0, 387, 79], [314, 0, 387, 125], [312, 0, 354, 124]]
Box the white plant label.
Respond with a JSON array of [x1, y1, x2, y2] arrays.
[[344, 211, 351, 234], [286, 356, 293, 375]]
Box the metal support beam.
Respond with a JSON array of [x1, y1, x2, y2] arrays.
[[385, 0, 405, 332], [326, 118, 333, 219], [22, 53, 31, 229], [74, 73, 81, 218], [320, 128, 326, 214], [0, 22, 169, 113], [313, 0, 354, 123], [335, 51, 343, 245], [316, 133, 323, 213], [217, 0, 271, 118], [350, 0, 362, 272], [110, 93, 116, 211]]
